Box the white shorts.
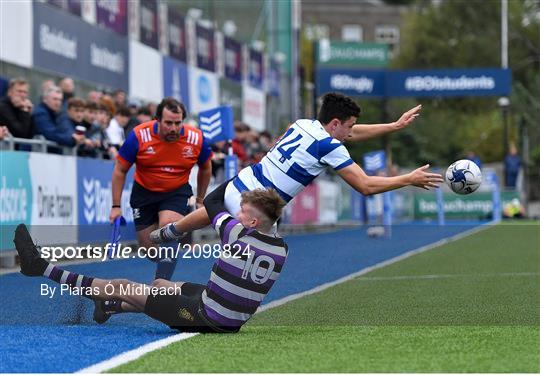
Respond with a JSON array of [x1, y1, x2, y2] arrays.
[[224, 180, 242, 219]]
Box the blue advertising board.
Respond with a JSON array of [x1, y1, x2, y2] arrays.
[[77, 158, 136, 243], [316, 67, 511, 98], [199, 106, 234, 143], [0, 152, 32, 250], [385, 68, 511, 97], [363, 150, 386, 175], [162, 56, 190, 111], [316, 67, 386, 97], [33, 1, 129, 91]]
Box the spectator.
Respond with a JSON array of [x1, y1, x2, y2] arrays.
[[259, 131, 273, 152], [232, 121, 249, 166], [81, 101, 98, 131], [211, 140, 228, 182], [466, 150, 482, 170], [94, 103, 116, 159], [112, 89, 127, 108], [106, 105, 130, 151], [123, 99, 142, 137], [75, 101, 101, 158], [41, 79, 55, 98], [33, 85, 84, 147], [64, 97, 99, 156], [127, 98, 140, 117], [504, 143, 522, 188], [136, 106, 152, 124], [64, 97, 86, 128], [124, 105, 153, 137], [147, 102, 157, 118], [245, 130, 263, 164], [58, 77, 75, 110], [95, 102, 111, 132], [0, 77, 33, 139], [87, 90, 102, 104], [100, 95, 116, 119]]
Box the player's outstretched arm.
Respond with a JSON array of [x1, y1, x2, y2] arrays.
[[348, 104, 421, 142], [337, 162, 443, 195]]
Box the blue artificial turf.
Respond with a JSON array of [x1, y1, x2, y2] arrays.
[[0, 223, 480, 372]]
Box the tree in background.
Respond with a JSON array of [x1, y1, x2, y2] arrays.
[[388, 0, 539, 197]]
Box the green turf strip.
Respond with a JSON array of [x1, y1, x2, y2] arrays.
[[110, 222, 540, 373]]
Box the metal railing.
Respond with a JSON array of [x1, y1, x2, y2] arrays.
[[0, 135, 106, 158]]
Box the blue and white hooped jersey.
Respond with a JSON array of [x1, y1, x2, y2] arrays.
[[233, 119, 353, 202]]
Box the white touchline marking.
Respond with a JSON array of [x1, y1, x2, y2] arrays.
[[77, 333, 199, 373], [75, 221, 493, 373], [355, 272, 540, 281]]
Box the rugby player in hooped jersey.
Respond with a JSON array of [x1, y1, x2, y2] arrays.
[[151, 92, 444, 243], [110, 97, 213, 280], [13, 182, 287, 332]]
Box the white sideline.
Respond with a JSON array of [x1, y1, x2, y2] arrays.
[[356, 272, 539, 281], [76, 221, 493, 373]]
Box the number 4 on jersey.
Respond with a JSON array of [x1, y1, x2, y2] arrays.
[[276, 132, 302, 163]]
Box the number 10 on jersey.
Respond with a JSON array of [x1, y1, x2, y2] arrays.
[[241, 250, 276, 284]]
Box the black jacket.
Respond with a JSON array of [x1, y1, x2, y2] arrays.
[[0, 96, 33, 138]]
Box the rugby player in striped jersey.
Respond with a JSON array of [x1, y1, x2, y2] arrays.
[[13, 181, 287, 333], [151, 92, 443, 244]]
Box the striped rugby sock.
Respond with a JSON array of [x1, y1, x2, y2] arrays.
[[43, 263, 95, 297]]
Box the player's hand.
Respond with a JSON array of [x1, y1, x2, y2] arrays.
[[393, 104, 422, 131], [109, 207, 122, 223], [408, 164, 444, 190]]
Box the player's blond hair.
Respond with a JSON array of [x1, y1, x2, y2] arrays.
[[240, 189, 285, 225]]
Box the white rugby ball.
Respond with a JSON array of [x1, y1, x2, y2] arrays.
[[445, 159, 482, 195]]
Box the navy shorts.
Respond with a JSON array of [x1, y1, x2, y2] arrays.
[[130, 181, 192, 231]]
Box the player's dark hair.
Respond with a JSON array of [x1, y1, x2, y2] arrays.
[[241, 189, 286, 225], [155, 97, 186, 121], [317, 92, 361, 124]]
